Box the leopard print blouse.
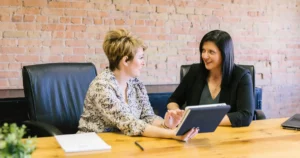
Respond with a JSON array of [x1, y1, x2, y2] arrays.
[[77, 68, 162, 136]]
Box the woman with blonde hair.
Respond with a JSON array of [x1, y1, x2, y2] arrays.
[[78, 29, 199, 141]]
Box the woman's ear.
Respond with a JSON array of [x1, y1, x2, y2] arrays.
[[120, 56, 129, 66]]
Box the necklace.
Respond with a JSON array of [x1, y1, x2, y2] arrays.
[[213, 82, 220, 92], [208, 78, 221, 99]]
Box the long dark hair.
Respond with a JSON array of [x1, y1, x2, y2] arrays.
[[199, 30, 235, 86]]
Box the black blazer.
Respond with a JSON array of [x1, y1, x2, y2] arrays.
[[169, 63, 255, 127]]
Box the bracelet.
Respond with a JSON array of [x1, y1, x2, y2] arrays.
[[162, 122, 170, 129]]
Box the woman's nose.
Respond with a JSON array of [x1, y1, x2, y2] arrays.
[[202, 52, 208, 59]]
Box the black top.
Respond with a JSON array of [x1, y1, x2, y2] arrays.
[[168, 63, 255, 127], [199, 83, 220, 105]]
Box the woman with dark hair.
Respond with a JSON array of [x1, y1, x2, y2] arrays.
[[167, 30, 255, 127]]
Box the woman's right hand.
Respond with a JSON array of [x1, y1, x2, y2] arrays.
[[164, 109, 185, 129], [171, 127, 199, 142]]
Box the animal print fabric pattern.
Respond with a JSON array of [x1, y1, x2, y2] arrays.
[[77, 68, 162, 136]]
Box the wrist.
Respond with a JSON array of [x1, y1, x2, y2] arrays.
[[169, 129, 177, 139], [161, 121, 170, 129]]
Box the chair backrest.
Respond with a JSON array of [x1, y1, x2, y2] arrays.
[[180, 64, 265, 120], [22, 63, 97, 134], [148, 92, 171, 118], [180, 64, 255, 95], [180, 65, 191, 82]]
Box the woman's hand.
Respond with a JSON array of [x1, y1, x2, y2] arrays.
[[171, 127, 199, 142], [164, 109, 185, 129]]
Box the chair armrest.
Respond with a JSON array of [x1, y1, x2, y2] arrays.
[[254, 110, 266, 120], [23, 120, 63, 137]]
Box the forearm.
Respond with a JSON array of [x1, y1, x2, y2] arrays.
[[142, 123, 200, 142], [227, 111, 253, 127], [142, 124, 174, 139], [167, 102, 180, 110], [151, 118, 164, 127]]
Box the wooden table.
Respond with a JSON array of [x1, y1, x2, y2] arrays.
[[31, 118, 300, 158]]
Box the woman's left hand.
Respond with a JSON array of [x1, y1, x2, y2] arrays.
[[164, 109, 185, 129]]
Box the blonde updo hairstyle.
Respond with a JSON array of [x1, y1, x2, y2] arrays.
[[103, 29, 147, 71]]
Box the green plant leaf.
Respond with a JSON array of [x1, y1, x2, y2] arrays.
[[0, 123, 36, 157]]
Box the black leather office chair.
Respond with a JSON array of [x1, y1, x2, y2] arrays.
[[22, 63, 97, 137], [180, 64, 266, 120]]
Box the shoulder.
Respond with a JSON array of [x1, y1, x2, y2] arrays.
[[189, 63, 201, 71], [188, 63, 206, 79], [183, 63, 202, 76], [231, 64, 252, 83], [233, 65, 250, 76], [190, 63, 207, 74], [89, 69, 118, 91]]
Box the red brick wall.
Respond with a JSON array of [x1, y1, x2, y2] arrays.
[[0, 0, 300, 118]]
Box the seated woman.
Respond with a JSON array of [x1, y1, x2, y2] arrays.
[[167, 30, 255, 127], [78, 28, 198, 141]]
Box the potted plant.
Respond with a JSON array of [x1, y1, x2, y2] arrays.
[[0, 123, 36, 158]]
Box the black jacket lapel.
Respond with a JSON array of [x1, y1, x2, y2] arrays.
[[188, 71, 205, 105]]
